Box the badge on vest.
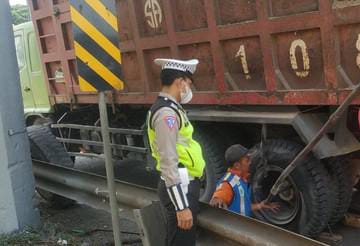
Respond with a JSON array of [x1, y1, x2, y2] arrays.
[[164, 116, 176, 130]]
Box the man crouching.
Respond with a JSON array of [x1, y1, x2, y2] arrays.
[[210, 144, 279, 216]]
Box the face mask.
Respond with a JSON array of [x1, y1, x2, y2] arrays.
[[180, 83, 193, 104]]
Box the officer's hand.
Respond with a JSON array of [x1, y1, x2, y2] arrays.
[[209, 197, 228, 209], [176, 208, 193, 230]]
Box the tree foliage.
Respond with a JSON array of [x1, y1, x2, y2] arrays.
[[11, 4, 30, 25]]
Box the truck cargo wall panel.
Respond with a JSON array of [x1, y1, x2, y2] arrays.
[[28, 0, 360, 105], [338, 23, 360, 88], [221, 36, 266, 91], [274, 28, 325, 90]]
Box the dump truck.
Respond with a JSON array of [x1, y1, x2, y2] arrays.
[[20, 0, 360, 238]]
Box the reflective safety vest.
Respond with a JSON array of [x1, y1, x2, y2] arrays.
[[218, 172, 252, 216], [147, 96, 205, 178]]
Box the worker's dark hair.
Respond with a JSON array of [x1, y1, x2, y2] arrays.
[[160, 69, 192, 86]]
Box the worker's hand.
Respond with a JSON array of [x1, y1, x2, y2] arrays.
[[258, 201, 280, 212], [209, 197, 228, 209], [176, 208, 193, 230]]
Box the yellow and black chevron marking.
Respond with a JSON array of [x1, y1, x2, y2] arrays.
[[69, 0, 124, 92]]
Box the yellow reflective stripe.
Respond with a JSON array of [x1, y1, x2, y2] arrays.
[[78, 76, 97, 92], [85, 0, 118, 32], [70, 6, 121, 63], [75, 42, 123, 90]]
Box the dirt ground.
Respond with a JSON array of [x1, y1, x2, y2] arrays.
[[1, 157, 155, 246], [0, 195, 142, 246]]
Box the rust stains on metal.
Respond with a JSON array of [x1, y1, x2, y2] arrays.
[[28, 0, 360, 105]]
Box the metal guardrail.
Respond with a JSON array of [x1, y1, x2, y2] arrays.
[[32, 160, 327, 246], [52, 124, 144, 135], [52, 123, 148, 156], [56, 137, 148, 154]]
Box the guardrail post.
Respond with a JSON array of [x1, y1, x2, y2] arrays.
[[99, 92, 122, 246]]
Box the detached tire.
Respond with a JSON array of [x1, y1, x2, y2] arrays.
[[325, 158, 353, 225], [250, 139, 334, 237], [193, 126, 227, 202], [28, 125, 75, 209]]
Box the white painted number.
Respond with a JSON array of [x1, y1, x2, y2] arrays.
[[356, 34, 360, 69], [144, 0, 163, 29], [289, 39, 310, 78], [235, 45, 251, 80]]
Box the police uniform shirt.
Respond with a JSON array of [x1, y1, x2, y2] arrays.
[[150, 92, 183, 187], [149, 58, 204, 213]]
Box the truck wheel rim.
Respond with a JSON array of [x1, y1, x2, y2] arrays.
[[252, 165, 300, 225]]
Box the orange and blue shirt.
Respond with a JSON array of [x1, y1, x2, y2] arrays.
[[213, 168, 252, 216]]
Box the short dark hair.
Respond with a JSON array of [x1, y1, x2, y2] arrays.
[[160, 69, 192, 86]]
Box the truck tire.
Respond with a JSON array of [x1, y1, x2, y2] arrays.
[[325, 158, 353, 225], [27, 125, 75, 209], [250, 139, 334, 237], [193, 126, 227, 202]]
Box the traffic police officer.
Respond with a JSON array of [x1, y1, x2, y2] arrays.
[[147, 58, 206, 246]]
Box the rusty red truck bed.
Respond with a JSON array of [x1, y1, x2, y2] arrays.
[[28, 0, 360, 105]]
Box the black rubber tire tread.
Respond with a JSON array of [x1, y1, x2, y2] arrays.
[[32, 117, 52, 126], [251, 139, 335, 237], [27, 125, 75, 208], [193, 125, 227, 202], [325, 157, 353, 225]]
